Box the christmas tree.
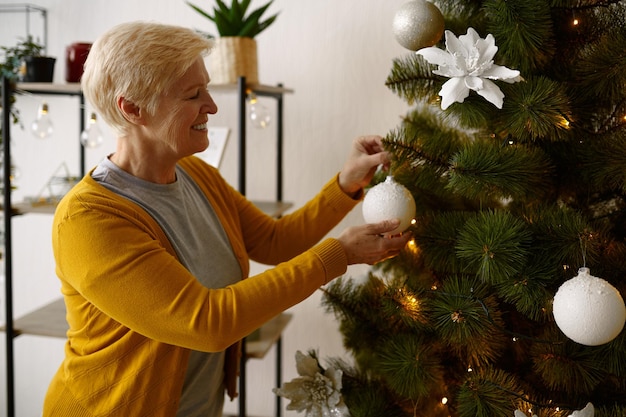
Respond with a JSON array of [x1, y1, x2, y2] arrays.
[[277, 1, 626, 417]]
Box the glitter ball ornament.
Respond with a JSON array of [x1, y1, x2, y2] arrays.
[[362, 176, 416, 235], [392, 0, 445, 51], [553, 267, 626, 346]]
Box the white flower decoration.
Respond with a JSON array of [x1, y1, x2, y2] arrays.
[[514, 410, 537, 417], [513, 402, 593, 417], [273, 351, 350, 417], [569, 403, 594, 417], [416, 27, 522, 110]]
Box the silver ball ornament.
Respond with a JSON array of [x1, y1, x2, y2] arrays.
[[362, 176, 416, 235], [553, 267, 626, 346], [392, 0, 445, 51]]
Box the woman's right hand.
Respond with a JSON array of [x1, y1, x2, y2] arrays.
[[337, 219, 412, 265]]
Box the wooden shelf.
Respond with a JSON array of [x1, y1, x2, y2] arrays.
[[2, 298, 291, 361], [3, 298, 66, 338]]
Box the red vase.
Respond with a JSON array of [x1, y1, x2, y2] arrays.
[[65, 42, 92, 83]]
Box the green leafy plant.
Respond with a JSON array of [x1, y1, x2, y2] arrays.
[[0, 36, 45, 81], [186, 0, 279, 38], [0, 36, 45, 142]]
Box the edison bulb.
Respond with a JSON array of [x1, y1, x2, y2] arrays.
[[248, 93, 271, 129], [31, 102, 54, 139], [80, 112, 104, 148]]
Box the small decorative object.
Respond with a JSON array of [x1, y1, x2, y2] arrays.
[[416, 27, 522, 110], [31, 101, 53, 139], [25, 162, 79, 206], [362, 176, 416, 235], [273, 350, 350, 417], [553, 267, 626, 346], [186, 0, 279, 85], [65, 42, 92, 83], [392, 0, 445, 51], [80, 112, 104, 148]]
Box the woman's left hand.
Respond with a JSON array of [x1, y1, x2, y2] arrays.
[[338, 135, 390, 196]]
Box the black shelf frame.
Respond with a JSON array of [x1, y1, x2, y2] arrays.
[[2, 77, 85, 417]]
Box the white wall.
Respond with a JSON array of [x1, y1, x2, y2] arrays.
[[0, 0, 411, 415]]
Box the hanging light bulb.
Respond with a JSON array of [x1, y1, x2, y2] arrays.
[[31, 101, 54, 139], [248, 92, 271, 129], [80, 112, 104, 148]]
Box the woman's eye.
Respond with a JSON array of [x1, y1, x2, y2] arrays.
[[189, 87, 209, 99]]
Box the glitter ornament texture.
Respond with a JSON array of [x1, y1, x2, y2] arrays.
[[552, 267, 626, 346], [362, 176, 416, 235], [392, 0, 445, 51]]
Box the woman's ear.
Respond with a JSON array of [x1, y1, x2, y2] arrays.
[[117, 96, 145, 125]]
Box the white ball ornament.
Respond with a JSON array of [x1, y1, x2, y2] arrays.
[[362, 176, 416, 236], [553, 267, 626, 346], [392, 0, 445, 51]]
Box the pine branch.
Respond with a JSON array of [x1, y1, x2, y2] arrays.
[[455, 210, 533, 285], [431, 275, 509, 366], [483, 0, 556, 73], [456, 367, 527, 417], [325, 358, 408, 417], [497, 76, 574, 143], [532, 337, 609, 398], [385, 54, 443, 106], [448, 140, 554, 202], [374, 333, 446, 400]]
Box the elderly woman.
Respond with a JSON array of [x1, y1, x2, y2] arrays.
[[43, 21, 411, 416]]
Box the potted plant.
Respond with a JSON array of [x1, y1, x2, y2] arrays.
[[186, 0, 279, 85], [0, 37, 31, 145], [1, 36, 55, 83]]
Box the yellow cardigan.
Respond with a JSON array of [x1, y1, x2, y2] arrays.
[[43, 156, 360, 416]]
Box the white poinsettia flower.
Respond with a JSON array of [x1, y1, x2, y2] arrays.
[[273, 351, 350, 417], [417, 27, 522, 110], [569, 403, 594, 417]]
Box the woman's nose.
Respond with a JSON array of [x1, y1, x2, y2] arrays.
[[205, 94, 218, 114]]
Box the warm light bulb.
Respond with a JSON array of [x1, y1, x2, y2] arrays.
[[31, 102, 54, 139], [80, 112, 104, 148], [248, 92, 271, 129]]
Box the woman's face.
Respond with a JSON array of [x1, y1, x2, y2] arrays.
[[143, 56, 218, 160]]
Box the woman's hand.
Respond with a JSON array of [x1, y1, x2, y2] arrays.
[[338, 135, 390, 196], [337, 219, 412, 265]]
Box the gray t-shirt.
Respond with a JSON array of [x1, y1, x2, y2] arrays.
[[92, 157, 242, 417]]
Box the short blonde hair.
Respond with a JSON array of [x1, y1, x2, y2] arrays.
[[81, 21, 214, 135]]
